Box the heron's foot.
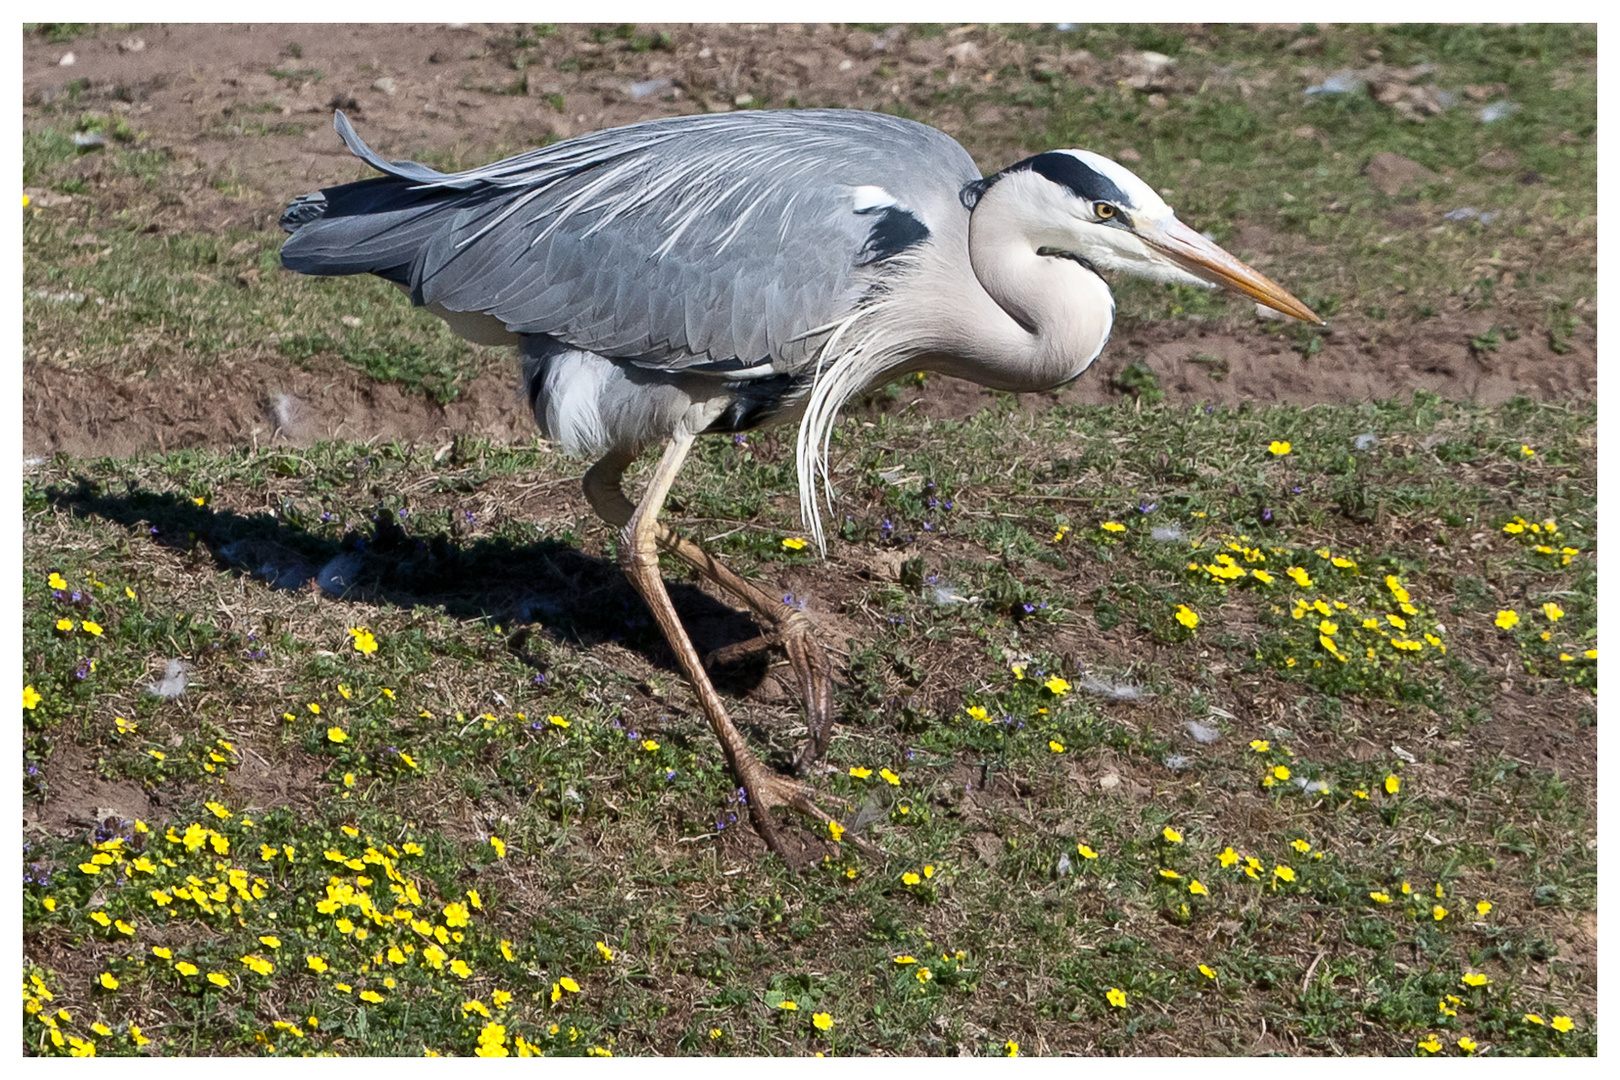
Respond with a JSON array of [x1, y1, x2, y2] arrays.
[[702, 610, 837, 777], [781, 617, 836, 775], [736, 756, 884, 865]]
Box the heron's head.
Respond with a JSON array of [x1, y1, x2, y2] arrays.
[[963, 150, 1324, 325]]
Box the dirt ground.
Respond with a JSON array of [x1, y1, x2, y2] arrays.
[[21, 23, 1596, 460]]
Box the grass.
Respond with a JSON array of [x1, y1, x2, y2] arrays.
[[22, 21, 1596, 1058], [22, 393, 1595, 1056]]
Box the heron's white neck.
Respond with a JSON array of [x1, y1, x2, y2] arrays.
[[922, 173, 1116, 391], [794, 172, 1116, 551]]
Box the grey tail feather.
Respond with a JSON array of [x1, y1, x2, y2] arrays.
[[279, 111, 487, 286]]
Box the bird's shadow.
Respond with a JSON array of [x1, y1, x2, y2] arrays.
[[41, 476, 775, 701]]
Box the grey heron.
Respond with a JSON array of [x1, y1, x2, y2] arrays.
[[281, 108, 1321, 860]]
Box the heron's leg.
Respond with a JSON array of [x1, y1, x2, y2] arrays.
[[602, 434, 867, 862], [584, 452, 837, 772]]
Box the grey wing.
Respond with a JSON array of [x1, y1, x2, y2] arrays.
[[282, 110, 980, 373]]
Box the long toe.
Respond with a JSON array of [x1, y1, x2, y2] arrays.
[[782, 623, 837, 774], [742, 767, 884, 864]]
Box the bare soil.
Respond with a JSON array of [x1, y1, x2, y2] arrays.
[[22, 24, 1595, 461]]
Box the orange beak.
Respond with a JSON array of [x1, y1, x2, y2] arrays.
[[1141, 218, 1325, 325]]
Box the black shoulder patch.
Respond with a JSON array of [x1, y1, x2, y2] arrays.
[[857, 205, 930, 265], [1013, 152, 1135, 210]]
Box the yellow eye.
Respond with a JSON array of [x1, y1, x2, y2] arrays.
[[1095, 202, 1117, 220]]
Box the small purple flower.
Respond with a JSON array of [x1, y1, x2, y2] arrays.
[[923, 522, 933, 531], [733, 434, 748, 446], [70, 591, 83, 602], [1262, 508, 1273, 522], [463, 510, 476, 523], [735, 786, 747, 805], [943, 499, 954, 510], [666, 769, 676, 781], [1291, 486, 1302, 495], [149, 526, 159, 535], [74, 658, 92, 680], [320, 510, 333, 522], [533, 673, 547, 685], [397, 508, 409, 519], [1138, 501, 1157, 514]]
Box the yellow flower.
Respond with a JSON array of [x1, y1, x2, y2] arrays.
[[56, 618, 75, 632], [779, 536, 809, 551], [1550, 1015, 1574, 1033], [1251, 569, 1274, 585], [349, 628, 379, 655], [1417, 1035, 1442, 1054], [1494, 609, 1520, 630], [1268, 440, 1291, 456], [308, 702, 322, 715], [1432, 904, 1448, 921], [360, 990, 385, 1004], [1101, 521, 1126, 533], [1044, 675, 1070, 695], [916, 966, 933, 983], [240, 955, 274, 977], [1077, 844, 1098, 859], [98, 973, 119, 991], [307, 955, 328, 973], [1198, 964, 1217, 979], [489, 836, 506, 858], [449, 959, 472, 979], [1540, 601, 1564, 622], [443, 901, 470, 927], [1476, 900, 1492, 916], [1369, 892, 1391, 904], [848, 766, 873, 780], [82, 620, 104, 636], [1162, 826, 1183, 844], [902, 872, 921, 886], [1286, 567, 1313, 587], [1519, 444, 1534, 457], [1291, 839, 1311, 853], [1188, 880, 1208, 896], [1048, 740, 1064, 753], [812, 1012, 834, 1031], [828, 819, 845, 842], [1106, 987, 1127, 1009], [1272, 765, 1291, 781], [1159, 869, 1182, 881], [327, 727, 348, 744], [893, 955, 918, 965], [595, 941, 614, 962], [1005, 1041, 1020, 1057], [1274, 865, 1296, 882], [1461, 973, 1488, 988], [1174, 605, 1199, 630], [1384, 774, 1401, 795], [23, 685, 42, 710], [641, 739, 660, 751], [1218, 846, 1238, 867], [777, 1000, 798, 1011], [48, 571, 69, 590], [879, 767, 900, 786], [176, 962, 199, 977], [207, 972, 230, 988]]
